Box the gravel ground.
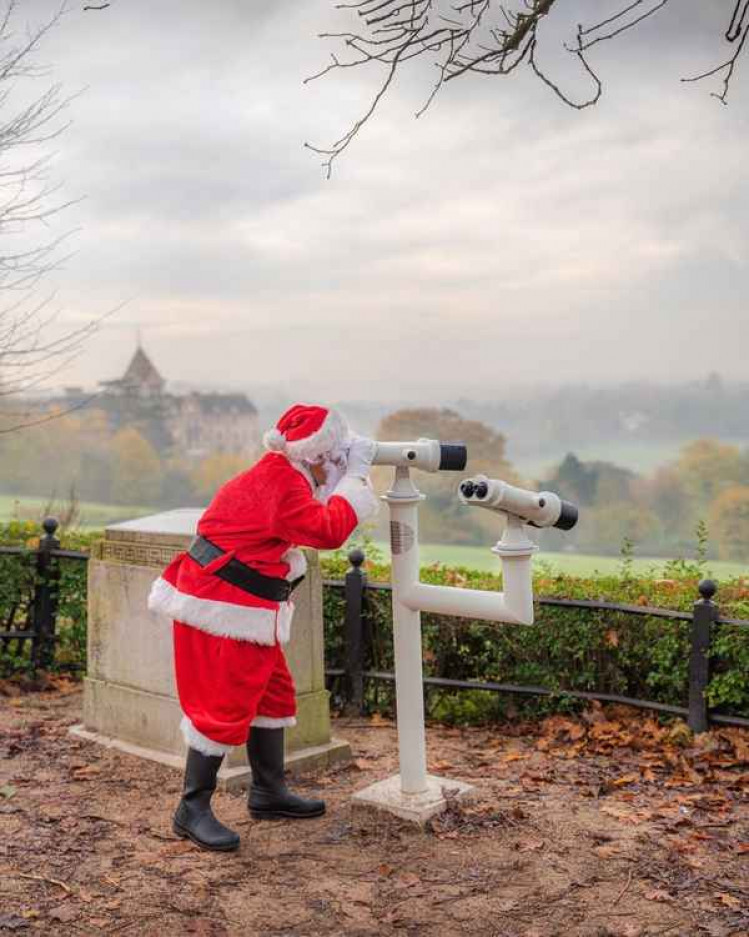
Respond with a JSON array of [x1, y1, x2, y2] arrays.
[[1, 685, 747, 937]]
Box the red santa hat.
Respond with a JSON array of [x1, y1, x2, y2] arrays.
[[263, 404, 350, 463]]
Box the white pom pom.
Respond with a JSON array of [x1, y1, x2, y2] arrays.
[[263, 428, 286, 451]]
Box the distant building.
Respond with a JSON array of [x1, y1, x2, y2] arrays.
[[100, 346, 166, 399], [169, 391, 259, 459], [61, 344, 259, 459]]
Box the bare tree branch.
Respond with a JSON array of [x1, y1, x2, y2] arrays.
[[308, 0, 749, 174], [0, 2, 103, 431]]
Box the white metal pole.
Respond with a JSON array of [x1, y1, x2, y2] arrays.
[[384, 467, 429, 795]]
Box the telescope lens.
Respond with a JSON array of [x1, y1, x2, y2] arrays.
[[460, 480, 475, 498], [474, 481, 489, 499], [554, 500, 579, 531], [439, 443, 468, 471]]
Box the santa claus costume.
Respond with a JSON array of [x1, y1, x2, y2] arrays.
[[148, 404, 379, 851]]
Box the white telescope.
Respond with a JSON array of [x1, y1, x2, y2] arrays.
[[371, 439, 467, 474], [459, 475, 578, 531]]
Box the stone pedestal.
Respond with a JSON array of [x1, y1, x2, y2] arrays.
[[352, 775, 475, 826], [71, 509, 350, 789]]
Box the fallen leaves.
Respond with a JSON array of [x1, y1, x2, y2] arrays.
[[0, 915, 29, 932], [14, 872, 73, 894], [644, 888, 673, 903], [396, 871, 421, 888], [48, 905, 78, 924], [715, 892, 743, 910], [71, 764, 101, 781]]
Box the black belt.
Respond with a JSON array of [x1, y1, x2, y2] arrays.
[[188, 536, 304, 603]]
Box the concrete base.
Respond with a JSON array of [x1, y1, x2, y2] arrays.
[[69, 724, 352, 793], [351, 774, 475, 826]]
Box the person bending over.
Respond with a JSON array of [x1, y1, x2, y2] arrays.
[[148, 404, 378, 851]]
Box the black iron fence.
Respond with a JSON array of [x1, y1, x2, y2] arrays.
[[325, 549, 749, 733], [4, 527, 749, 730], [0, 518, 88, 673]]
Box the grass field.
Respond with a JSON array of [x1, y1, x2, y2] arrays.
[[0, 495, 154, 530], [3, 493, 747, 579], [514, 436, 749, 480], [369, 541, 748, 579]]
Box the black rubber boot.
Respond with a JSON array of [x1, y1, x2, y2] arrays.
[[173, 748, 240, 851], [247, 727, 326, 820]]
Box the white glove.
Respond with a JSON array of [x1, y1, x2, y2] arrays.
[[346, 435, 376, 480]]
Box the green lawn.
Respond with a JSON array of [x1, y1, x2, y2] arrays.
[[515, 436, 749, 480], [3, 493, 746, 580], [369, 541, 748, 580], [0, 494, 153, 530]]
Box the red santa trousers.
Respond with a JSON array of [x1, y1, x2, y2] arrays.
[[173, 621, 297, 756]]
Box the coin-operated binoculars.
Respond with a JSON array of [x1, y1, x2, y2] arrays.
[[352, 446, 579, 824]]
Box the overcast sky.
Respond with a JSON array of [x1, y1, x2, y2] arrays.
[[19, 0, 749, 402]]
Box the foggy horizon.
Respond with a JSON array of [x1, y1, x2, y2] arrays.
[[15, 0, 749, 402]]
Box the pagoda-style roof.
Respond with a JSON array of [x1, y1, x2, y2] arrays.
[[122, 346, 164, 391], [101, 345, 165, 396]]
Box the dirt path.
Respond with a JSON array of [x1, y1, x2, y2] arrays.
[[1, 687, 747, 937]]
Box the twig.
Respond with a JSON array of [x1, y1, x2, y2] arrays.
[[612, 867, 634, 906], [15, 871, 73, 894], [306, 0, 749, 175]]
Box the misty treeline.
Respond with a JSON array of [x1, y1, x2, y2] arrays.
[[0, 406, 252, 513], [1, 399, 749, 563], [367, 408, 749, 563], [537, 443, 749, 562], [456, 375, 749, 461]]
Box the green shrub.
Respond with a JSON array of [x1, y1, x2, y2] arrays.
[[0, 521, 97, 677], [321, 547, 749, 722]]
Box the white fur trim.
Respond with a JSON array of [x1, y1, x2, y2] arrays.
[[181, 716, 233, 756], [276, 601, 295, 644], [282, 548, 307, 581], [263, 427, 286, 451], [332, 475, 380, 524], [148, 577, 292, 645], [278, 409, 350, 463], [251, 715, 297, 729]]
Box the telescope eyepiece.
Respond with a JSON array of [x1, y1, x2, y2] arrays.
[[555, 500, 578, 531], [439, 443, 468, 472], [459, 480, 476, 498], [474, 481, 489, 499]]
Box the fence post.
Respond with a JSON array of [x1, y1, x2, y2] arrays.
[[344, 548, 367, 714], [31, 517, 61, 673], [688, 579, 717, 734]]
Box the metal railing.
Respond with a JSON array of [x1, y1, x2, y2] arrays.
[[325, 549, 749, 732], [0, 518, 88, 672]]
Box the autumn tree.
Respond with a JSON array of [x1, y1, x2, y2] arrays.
[[190, 452, 251, 502], [110, 427, 163, 505], [632, 465, 692, 547], [374, 407, 519, 544], [675, 439, 745, 508], [578, 502, 661, 555], [709, 486, 749, 562]]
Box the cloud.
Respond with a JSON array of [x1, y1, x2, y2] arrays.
[[15, 0, 749, 400]]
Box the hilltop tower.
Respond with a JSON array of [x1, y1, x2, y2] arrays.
[[100, 343, 165, 399]]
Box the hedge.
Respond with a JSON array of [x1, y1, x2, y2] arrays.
[[0, 522, 94, 676], [2, 523, 748, 724], [322, 544, 749, 723]]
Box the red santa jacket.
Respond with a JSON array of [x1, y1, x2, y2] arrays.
[[148, 452, 378, 645]]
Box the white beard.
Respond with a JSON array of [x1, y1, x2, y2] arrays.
[[312, 451, 348, 504]]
